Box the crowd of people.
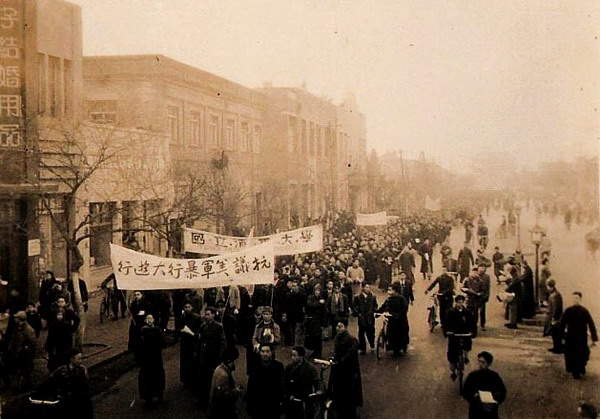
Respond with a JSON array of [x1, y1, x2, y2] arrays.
[[0, 207, 598, 418]]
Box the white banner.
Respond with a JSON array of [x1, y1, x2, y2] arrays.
[[356, 211, 388, 226], [387, 215, 400, 223], [110, 242, 275, 290], [183, 225, 323, 256]]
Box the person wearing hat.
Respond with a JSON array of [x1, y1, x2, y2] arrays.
[[543, 279, 563, 353], [252, 306, 281, 354], [6, 310, 37, 390], [208, 346, 242, 419], [446, 295, 475, 380]]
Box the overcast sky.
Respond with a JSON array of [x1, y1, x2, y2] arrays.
[[71, 0, 599, 170]]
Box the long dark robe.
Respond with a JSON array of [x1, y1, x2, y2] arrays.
[[462, 368, 507, 419], [329, 331, 363, 419], [560, 304, 598, 375], [180, 312, 201, 386], [520, 265, 536, 319], [246, 359, 284, 419], [378, 294, 409, 352], [138, 325, 165, 401]]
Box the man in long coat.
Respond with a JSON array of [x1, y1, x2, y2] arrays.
[[246, 344, 284, 419], [458, 243, 474, 283], [543, 279, 563, 353], [559, 292, 598, 379], [329, 322, 363, 419]]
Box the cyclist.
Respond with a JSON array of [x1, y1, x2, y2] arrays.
[[425, 265, 455, 335], [446, 295, 475, 381], [283, 346, 321, 419], [377, 282, 409, 356]]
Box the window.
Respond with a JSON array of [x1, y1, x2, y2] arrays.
[[38, 54, 46, 113], [309, 122, 315, 156], [48, 56, 60, 117], [87, 100, 118, 124], [168, 106, 180, 144], [301, 120, 307, 153], [189, 111, 202, 146], [240, 121, 249, 152], [225, 118, 235, 150], [288, 115, 297, 152], [208, 114, 219, 147], [253, 125, 261, 153], [63, 60, 71, 116]]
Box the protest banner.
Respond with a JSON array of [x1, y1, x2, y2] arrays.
[[110, 242, 274, 290], [183, 224, 323, 256], [356, 211, 388, 226]]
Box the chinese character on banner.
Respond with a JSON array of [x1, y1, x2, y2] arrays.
[[214, 259, 228, 274], [152, 263, 166, 276], [299, 229, 313, 243], [252, 256, 271, 271], [281, 234, 292, 245], [184, 260, 199, 279], [134, 261, 150, 276], [168, 263, 183, 279], [200, 260, 215, 279], [233, 256, 249, 274], [0, 65, 19, 88], [0, 94, 21, 117], [0, 7, 17, 29], [0, 36, 19, 59], [0, 124, 20, 146], [191, 232, 205, 245], [117, 261, 133, 275]]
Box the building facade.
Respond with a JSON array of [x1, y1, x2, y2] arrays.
[[0, 0, 82, 307]]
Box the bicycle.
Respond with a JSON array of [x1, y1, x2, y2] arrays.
[[426, 293, 442, 333], [447, 332, 472, 395], [375, 312, 392, 360], [289, 358, 334, 419]]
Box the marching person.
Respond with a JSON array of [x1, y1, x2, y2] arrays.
[[399, 245, 416, 283], [128, 290, 149, 362], [246, 344, 284, 419], [329, 322, 363, 419], [327, 283, 350, 339], [6, 311, 36, 390], [492, 247, 504, 284], [197, 307, 226, 407], [180, 302, 202, 387], [138, 314, 165, 406], [377, 282, 410, 356], [395, 271, 415, 309], [208, 347, 243, 419], [559, 292, 598, 379], [304, 285, 326, 359], [543, 279, 563, 354], [446, 295, 474, 380], [353, 283, 378, 354], [283, 346, 320, 419], [462, 351, 507, 419], [458, 243, 475, 283], [252, 306, 281, 353]]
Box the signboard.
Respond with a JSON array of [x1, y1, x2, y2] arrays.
[[110, 242, 275, 290], [183, 225, 323, 256], [28, 238, 40, 256], [356, 211, 388, 226], [0, 1, 24, 149]]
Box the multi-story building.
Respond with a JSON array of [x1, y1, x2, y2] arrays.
[[0, 0, 82, 306], [258, 86, 370, 231], [83, 55, 266, 248]]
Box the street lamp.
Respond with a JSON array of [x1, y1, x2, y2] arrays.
[[529, 224, 546, 307]]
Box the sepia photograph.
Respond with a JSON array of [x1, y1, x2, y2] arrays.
[[0, 0, 598, 417]]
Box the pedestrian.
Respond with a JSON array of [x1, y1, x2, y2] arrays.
[[462, 351, 507, 419], [304, 285, 326, 359], [101, 273, 127, 319], [6, 311, 36, 390], [329, 322, 363, 419], [67, 275, 89, 312], [492, 247, 504, 283], [246, 344, 284, 419], [327, 283, 350, 338], [353, 283, 378, 354], [377, 283, 410, 356], [45, 349, 93, 419], [252, 306, 281, 352], [128, 290, 149, 362], [504, 270, 523, 329], [39, 270, 58, 321], [543, 279, 563, 354], [346, 259, 365, 296], [180, 302, 201, 387], [283, 346, 321, 419], [539, 259, 552, 305], [579, 402, 598, 418], [25, 302, 42, 338], [559, 292, 598, 379], [208, 347, 243, 419], [138, 314, 166, 406], [398, 245, 416, 283], [197, 307, 226, 406], [458, 243, 474, 283], [520, 259, 536, 319], [45, 303, 80, 372]]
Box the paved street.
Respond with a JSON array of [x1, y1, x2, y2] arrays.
[[94, 211, 600, 418]]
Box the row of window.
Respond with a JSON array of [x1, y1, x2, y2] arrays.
[[167, 105, 261, 153], [287, 115, 350, 161], [38, 53, 72, 117]]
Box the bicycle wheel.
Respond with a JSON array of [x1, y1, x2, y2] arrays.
[[99, 300, 108, 324], [428, 308, 437, 333], [376, 333, 385, 360]]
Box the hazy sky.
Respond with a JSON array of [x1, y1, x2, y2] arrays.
[[71, 0, 599, 170]]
